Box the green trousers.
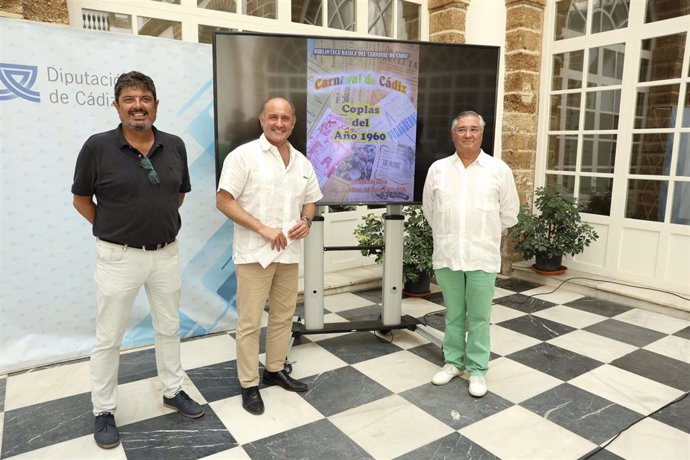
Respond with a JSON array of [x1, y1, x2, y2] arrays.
[[435, 268, 496, 376]]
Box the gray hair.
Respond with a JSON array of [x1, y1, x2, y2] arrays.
[[451, 111, 485, 130]]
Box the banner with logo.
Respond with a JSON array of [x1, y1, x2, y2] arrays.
[[0, 19, 237, 374]]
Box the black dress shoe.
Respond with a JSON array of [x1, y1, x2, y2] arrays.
[[262, 369, 308, 392], [241, 386, 264, 415]]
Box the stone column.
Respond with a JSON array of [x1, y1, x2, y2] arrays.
[[0, 0, 68, 24], [428, 0, 470, 44], [501, 0, 546, 273]]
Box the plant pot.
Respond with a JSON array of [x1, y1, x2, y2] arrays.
[[532, 254, 566, 275], [403, 273, 432, 297]]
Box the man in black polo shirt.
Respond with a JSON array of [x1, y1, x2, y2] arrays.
[[72, 71, 203, 449]]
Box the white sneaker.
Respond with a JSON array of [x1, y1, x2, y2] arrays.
[[468, 375, 487, 397], [431, 364, 461, 385]]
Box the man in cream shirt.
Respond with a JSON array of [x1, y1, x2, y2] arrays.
[[216, 97, 322, 415], [423, 110, 519, 397]]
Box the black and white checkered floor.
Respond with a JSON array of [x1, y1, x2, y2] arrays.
[[1, 278, 689, 459]]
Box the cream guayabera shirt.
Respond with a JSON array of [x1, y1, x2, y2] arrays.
[[218, 134, 323, 264], [422, 151, 519, 273]]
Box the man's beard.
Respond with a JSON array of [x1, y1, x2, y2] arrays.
[[124, 120, 153, 131]]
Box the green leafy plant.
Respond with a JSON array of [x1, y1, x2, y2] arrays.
[[509, 186, 599, 260], [353, 205, 434, 284]]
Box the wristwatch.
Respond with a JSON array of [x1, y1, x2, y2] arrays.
[[302, 216, 312, 227]]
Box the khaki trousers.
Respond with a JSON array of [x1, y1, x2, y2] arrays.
[[235, 262, 298, 387]]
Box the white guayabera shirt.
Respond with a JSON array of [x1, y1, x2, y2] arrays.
[[422, 151, 519, 273], [218, 134, 323, 264]]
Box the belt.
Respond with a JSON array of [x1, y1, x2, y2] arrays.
[[100, 238, 175, 251]]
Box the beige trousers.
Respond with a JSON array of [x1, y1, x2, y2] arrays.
[[235, 262, 298, 387], [91, 239, 184, 415]]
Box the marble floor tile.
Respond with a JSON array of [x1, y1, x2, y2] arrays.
[[405, 343, 446, 368], [674, 325, 690, 340], [353, 350, 441, 393], [490, 303, 526, 324], [651, 391, 690, 434], [336, 304, 382, 322], [329, 394, 454, 459], [644, 335, 690, 364], [520, 286, 584, 305], [242, 418, 371, 460], [396, 433, 498, 460], [584, 448, 626, 459], [400, 380, 512, 430], [10, 434, 127, 460], [508, 342, 604, 381], [0, 412, 4, 457], [352, 288, 384, 304], [459, 405, 596, 459], [569, 364, 684, 415], [563, 296, 632, 317], [199, 445, 251, 459], [383, 328, 431, 350], [4, 360, 91, 411], [1, 392, 92, 458], [117, 348, 158, 385], [181, 333, 236, 370], [547, 330, 638, 363], [0, 375, 6, 412], [395, 431, 499, 460], [116, 375, 207, 426], [584, 319, 665, 347], [520, 383, 643, 445], [119, 408, 236, 460], [497, 315, 576, 341], [485, 357, 563, 404], [210, 386, 323, 444], [297, 313, 354, 343], [494, 278, 541, 292], [323, 292, 379, 312], [284, 341, 349, 379], [493, 293, 557, 314], [489, 324, 542, 356], [401, 296, 446, 318], [609, 349, 690, 391], [492, 286, 515, 300], [314, 331, 402, 365], [605, 417, 690, 460], [614, 308, 690, 334], [534, 305, 607, 329], [299, 366, 391, 417], [187, 360, 242, 404]]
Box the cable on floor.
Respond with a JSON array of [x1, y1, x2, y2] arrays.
[[578, 390, 689, 460]]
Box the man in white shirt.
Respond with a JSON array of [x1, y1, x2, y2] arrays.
[[216, 97, 323, 415], [422, 111, 519, 397]]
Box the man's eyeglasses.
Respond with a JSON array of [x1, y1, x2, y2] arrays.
[[453, 127, 482, 135], [139, 157, 160, 184]]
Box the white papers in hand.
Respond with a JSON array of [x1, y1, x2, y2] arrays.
[[256, 220, 298, 268]]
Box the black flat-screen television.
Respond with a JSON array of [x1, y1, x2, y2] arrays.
[[213, 32, 499, 205]]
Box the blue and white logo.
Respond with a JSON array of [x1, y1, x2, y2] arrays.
[[0, 63, 41, 103]]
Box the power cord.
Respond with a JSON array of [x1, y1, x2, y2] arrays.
[[578, 390, 689, 459], [525, 276, 690, 302]]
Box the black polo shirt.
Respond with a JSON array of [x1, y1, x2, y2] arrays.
[[72, 124, 191, 247]]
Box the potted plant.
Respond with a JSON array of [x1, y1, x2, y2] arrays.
[[354, 205, 434, 296], [509, 186, 599, 274]]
